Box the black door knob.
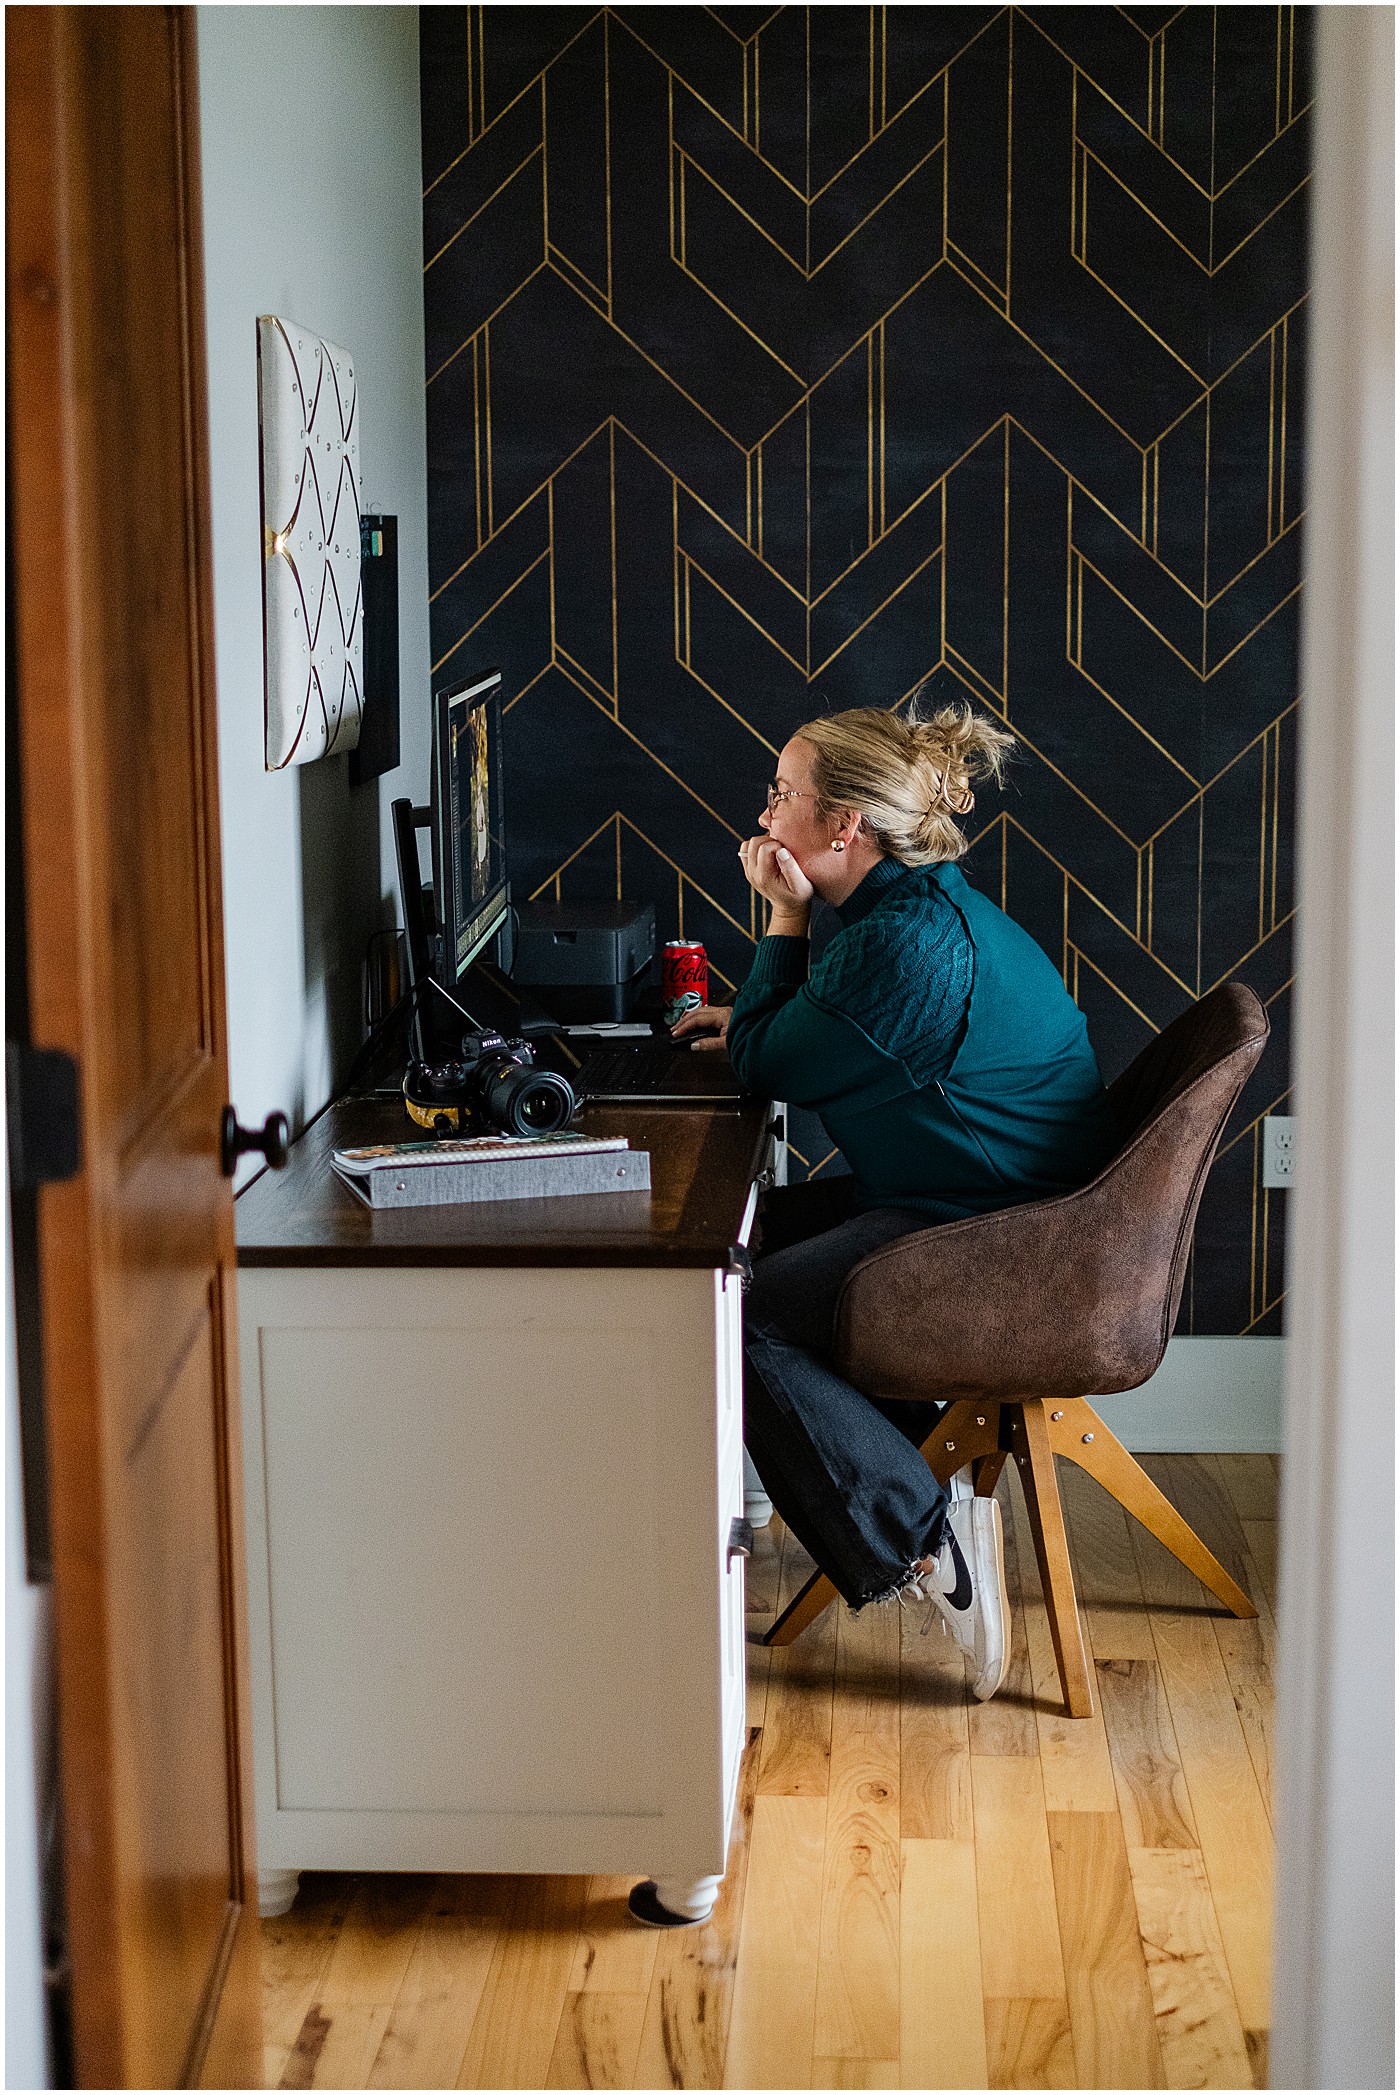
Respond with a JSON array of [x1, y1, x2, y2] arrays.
[[221, 1106, 290, 1178]]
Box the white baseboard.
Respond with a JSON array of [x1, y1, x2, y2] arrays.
[[1091, 1337, 1285, 1454]]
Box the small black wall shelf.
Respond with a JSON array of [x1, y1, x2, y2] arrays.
[[352, 512, 400, 788]]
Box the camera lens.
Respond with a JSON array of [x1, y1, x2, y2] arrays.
[[482, 1062, 575, 1137]]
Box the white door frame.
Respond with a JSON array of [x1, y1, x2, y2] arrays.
[[1271, 10, 1394, 2088]]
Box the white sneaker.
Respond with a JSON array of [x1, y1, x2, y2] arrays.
[[918, 1497, 1010, 1702], [742, 1448, 773, 1529]]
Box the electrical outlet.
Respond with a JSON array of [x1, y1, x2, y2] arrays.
[[1262, 1115, 1297, 1188]]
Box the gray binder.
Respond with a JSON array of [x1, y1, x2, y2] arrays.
[[331, 1135, 651, 1209]]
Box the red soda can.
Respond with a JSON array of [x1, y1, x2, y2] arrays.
[[663, 940, 708, 1026]]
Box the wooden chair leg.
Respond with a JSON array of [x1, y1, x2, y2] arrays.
[[1046, 1400, 1257, 1619], [764, 1566, 837, 1647], [972, 1450, 1007, 1497], [764, 1402, 1003, 1648], [1010, 1401, 1095, 1718], [917, 1399, 1004, 1489]]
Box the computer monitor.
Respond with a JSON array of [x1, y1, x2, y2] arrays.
[[430, 670, 508, 993]]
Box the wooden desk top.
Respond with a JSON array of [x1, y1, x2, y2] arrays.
[[235, 1091, 773, 1269]]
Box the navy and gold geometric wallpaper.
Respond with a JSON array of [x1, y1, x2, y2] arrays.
[[420, 6, 1310, 1336]]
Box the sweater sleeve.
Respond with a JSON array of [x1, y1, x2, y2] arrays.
[[726, 935, 910, 1108], [724, 935, 808, 1092], [810, 897, 972, 1087]]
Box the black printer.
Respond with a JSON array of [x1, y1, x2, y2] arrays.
[[513, 900, 657, 1024]]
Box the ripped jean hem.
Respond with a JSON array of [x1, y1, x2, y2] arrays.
[[849, 1556, 934, 1615]]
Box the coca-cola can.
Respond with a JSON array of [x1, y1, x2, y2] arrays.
[[663, 940, 708, 1026]]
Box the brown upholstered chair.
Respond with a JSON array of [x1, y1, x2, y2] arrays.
[[763, 980, 1270, 1718]]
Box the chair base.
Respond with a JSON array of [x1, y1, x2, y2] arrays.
[[763, 1395, 1257, 1718]]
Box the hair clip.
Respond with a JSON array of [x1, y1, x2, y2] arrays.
[[925, 774, 974, 817]]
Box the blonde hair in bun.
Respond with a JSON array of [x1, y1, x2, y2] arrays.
[[795, 691, 1014, 866]]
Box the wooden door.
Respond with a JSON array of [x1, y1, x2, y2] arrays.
[[7, 10, 260, 2086]]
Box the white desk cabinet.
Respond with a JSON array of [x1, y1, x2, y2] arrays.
[[234, 1099, 771, 1921]]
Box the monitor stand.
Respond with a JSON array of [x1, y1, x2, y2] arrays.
[[391, 794, 559, 1059], [455, 958, 560, 1043]]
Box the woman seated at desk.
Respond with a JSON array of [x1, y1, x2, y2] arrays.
[[672, 697, 1116, 1701]]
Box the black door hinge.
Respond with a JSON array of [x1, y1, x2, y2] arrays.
[[6, 1043, 81, 1190]]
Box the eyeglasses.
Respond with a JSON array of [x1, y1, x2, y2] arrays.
[[766, 783, 816, 811]]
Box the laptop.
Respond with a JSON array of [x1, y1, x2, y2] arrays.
[[568, 1034, 748, 1104]]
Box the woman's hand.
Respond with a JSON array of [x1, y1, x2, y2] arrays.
[[670, 1004, 731, 1054], [738, 836, 814, 933]]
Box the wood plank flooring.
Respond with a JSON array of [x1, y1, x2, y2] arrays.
[[260, 1454, 1277, 2089]]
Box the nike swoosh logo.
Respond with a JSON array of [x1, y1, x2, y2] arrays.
[[942, 1535, 973, 1611]]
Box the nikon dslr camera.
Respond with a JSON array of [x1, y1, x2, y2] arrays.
[[404, 1030, 576, 1138]]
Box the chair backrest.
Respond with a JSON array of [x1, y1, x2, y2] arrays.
[[1095, 980, 1271, 1366], [835, 981, 1269, 1403], [1106, 981, 1269, 1150]]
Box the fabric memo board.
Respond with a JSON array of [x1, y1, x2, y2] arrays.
[[257, 315, 363, 768]]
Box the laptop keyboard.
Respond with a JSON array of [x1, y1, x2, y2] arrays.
[[576, 1042, 700, 1095]]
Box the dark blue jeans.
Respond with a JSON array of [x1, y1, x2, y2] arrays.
[[743, 1177, 950, 1609]]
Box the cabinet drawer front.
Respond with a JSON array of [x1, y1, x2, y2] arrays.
[[716, 1269, 744, 1502], [239, 1264, 738, 1877], [722, 1593, 747, 1844], [257, 1322, 664, 1817]]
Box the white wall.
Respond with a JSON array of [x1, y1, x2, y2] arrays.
[[1093, 1336, 1283, 1453], [1270, 8, 1394, 2088], [198, 8, 430, 1147]]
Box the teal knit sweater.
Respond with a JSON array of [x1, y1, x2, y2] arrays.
[[726, 857, 1117, 1221]]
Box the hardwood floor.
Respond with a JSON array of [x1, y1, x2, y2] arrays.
[[260, 1455, 1277, 2090]]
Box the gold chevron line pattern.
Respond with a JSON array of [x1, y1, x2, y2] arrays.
[[422, 4, 1308, 1334]]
